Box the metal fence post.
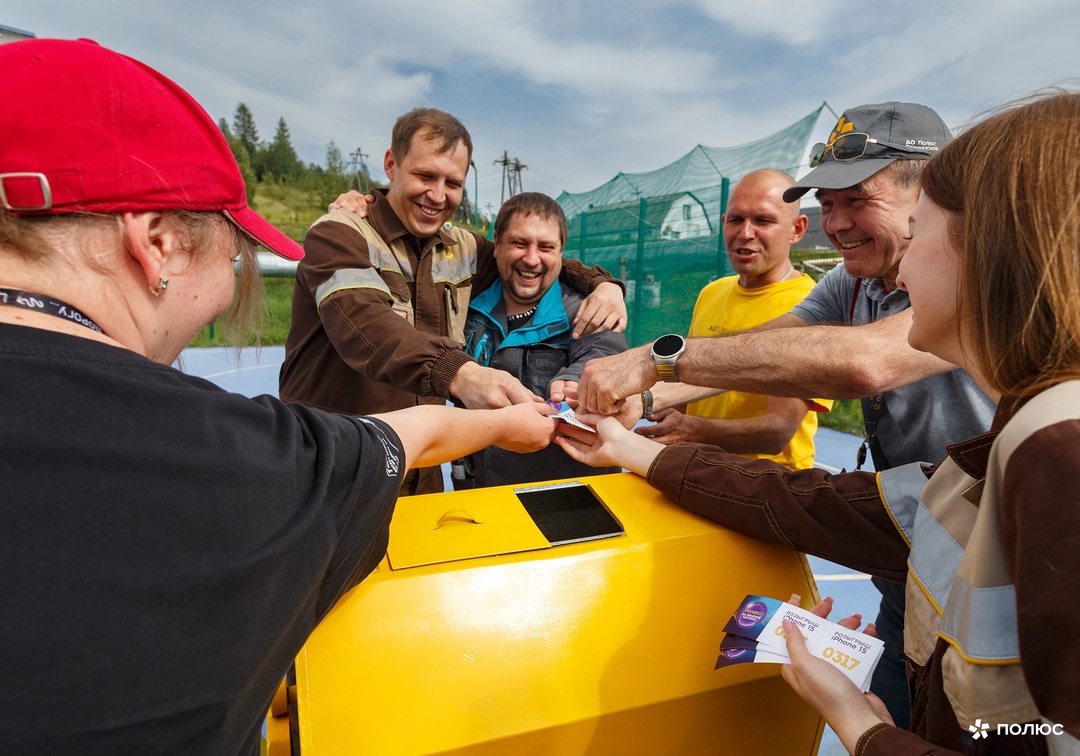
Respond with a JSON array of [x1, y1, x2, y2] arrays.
[[717, 176, 730, 280], [578, 209, 588, 264], [632, 197, 647, 346]]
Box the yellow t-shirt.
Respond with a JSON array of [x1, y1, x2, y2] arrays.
[[686, 273, 833, 470]]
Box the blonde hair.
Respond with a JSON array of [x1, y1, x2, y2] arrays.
[[0, 209, 264, 345], [921, 90, 1080, 397]]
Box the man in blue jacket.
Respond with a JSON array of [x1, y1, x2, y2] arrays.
[[458, 193, 628, 487]]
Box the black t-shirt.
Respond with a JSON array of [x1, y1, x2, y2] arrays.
[[0, 324, 404, 754]]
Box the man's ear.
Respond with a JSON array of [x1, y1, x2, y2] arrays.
[[121, 211, 174, 293], [384, 148, 396, 182], [790, 214, 809, 244]]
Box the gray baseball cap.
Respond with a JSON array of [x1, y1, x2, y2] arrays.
[[783, 102, 952, 203]]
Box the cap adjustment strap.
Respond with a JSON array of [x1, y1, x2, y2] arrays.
[[0, 172, 53, 211]]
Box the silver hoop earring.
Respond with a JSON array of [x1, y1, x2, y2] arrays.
[[150, 277, 169, 297]]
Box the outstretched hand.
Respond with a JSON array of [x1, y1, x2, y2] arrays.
[[562, 386, 644, 429], [451, 362, 541, 409], [782, 595, 893, 752], [491, 402, 559, 453], [634, 407, 700, 444], [576, 347, 657, 415], [554, 412, 663, 476]]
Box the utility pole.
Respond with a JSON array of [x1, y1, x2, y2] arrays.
[[495, 151, 527, 204], [348, 147, 369, 192], [469, 159, 479, 229], [511, 157, 526, 197]]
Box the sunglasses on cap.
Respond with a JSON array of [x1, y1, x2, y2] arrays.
[[809, 132, 931, 168]]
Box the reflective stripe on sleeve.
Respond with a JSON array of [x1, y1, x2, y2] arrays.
[[316, 267, 392, 308], [938, 576, 1020, 662], [877, 462, 926, 543]]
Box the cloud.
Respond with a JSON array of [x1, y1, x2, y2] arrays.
[[352, 0, 719, 98], [815, 0, 1080, 129], [7, 0, 1079, 202], [694, 0, 849, 46]]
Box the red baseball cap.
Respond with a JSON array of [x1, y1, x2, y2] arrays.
[[0, 38, 304, 261]]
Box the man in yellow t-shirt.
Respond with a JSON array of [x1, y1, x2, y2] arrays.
[[636, 169, 832, 469]]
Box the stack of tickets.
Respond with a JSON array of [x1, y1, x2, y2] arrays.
[[714, 595, 884, 692]]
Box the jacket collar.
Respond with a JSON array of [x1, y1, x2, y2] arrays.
[[470, 280, 568, 336]]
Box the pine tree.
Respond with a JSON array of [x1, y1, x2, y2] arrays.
[[232, 104, 260, 161], [264, 117, 301, 181], [218, 118, 256, 202], [453, 187, 476, 228], [325, 140, 346, 175]]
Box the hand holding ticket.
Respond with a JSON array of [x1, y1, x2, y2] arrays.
[[547, 400, 596, 433], [714, 595, 884, 692]]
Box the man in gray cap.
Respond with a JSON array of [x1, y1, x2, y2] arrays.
[[576, 102, 996, 728]]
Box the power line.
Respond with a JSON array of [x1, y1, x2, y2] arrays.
[[348, 147, 369, 192], [495, 151, 527, 204]]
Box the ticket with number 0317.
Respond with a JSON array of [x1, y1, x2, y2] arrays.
[[716, 595, 884, 692]]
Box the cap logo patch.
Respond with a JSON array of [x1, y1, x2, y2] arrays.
[[828, 116, 855, 146]]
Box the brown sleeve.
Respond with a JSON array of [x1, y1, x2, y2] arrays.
[[855, 723, 964, 755], [646, 443, 910, 581], [471, 233, 623, 297], [301, 220, 471, 398], [1004, 421, 1080, 738]]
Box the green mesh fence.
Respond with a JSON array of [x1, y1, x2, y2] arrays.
[[557, 104, 826, 347]]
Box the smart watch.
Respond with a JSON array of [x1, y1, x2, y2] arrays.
[[651, 333, 686, 382]]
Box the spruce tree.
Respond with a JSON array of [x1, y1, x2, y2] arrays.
[[232, 104, 260, 161], [218, 117, 256, 202], [265, 117, 301, 180]]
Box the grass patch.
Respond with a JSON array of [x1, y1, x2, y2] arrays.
[[188, 277, 295, 348], [819, 398, 864, 436], [251, 183, 329, 243]]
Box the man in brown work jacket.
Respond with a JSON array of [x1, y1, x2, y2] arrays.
[[280, 108, 624, 495]]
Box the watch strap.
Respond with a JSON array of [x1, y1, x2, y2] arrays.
[[641, 388, 654, 419], [656, 363, 678, 382]]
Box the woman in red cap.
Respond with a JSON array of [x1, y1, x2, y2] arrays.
[[0, 38, 556, 754], [558, 91, 1080, 754]]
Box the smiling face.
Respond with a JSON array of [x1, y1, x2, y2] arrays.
[[494, 212, 563, 315], [895, 194, 965, 368], [815, 168, 921, 289], [384, 127, 469, 238], [722, 172, 807, 289]]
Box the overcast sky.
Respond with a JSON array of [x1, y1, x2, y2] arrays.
[[7, 1, 1079, 214]]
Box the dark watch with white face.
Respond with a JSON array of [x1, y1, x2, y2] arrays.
[[651, 333, 686, 382]]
